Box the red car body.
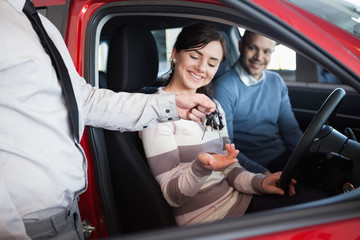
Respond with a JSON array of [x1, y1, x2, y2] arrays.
[[32, 0, 360, 239]]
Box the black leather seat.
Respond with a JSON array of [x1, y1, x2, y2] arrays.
[[107, 24, 159, 93], [96, 23, 176, 235]]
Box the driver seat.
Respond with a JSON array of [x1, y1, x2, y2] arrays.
[[103, 23, 176, 234]]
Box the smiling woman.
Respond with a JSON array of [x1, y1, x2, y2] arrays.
[[140, 23, 250, 226]]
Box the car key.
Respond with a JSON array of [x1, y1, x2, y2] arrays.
[[201, 110, 222, 140]]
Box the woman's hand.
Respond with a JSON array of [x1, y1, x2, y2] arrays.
[[262, 172, 297, 196], [197, 144, 239, 171]]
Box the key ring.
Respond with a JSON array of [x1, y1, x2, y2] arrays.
[[201, 110, 224, 140]]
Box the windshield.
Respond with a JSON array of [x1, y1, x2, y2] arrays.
[[289, 0, 360, 38]]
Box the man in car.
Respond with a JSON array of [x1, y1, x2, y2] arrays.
[[0, 0, 216, 239], [213, 30, 303, 175]]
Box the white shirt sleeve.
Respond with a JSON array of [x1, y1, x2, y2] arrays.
[[79, 84, 180, 132], [45, 13, 180, 134]]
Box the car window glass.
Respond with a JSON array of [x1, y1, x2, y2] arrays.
[[152, 28, 182, 77], [98, 41, 109, 73], [267, 44, 296, 82], [97, 25, 347, 86], [268, 44, 346, 85], [288, 0, 360, 39]]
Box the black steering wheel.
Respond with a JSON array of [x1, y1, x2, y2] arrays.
[[278, 88, 346, 191]]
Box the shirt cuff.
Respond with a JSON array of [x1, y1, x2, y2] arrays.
[[157, 93, 180, 122], [252, 174, 266, 194]]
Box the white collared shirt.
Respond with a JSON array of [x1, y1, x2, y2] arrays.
[[234, 61, 265, 86], [0, 0, 178, 237]]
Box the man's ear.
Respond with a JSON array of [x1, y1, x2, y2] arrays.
[[171, 47, 177, 60], [238, 40, 242, 53]]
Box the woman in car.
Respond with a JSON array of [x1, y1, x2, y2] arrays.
[[140, 22, 323, 226]]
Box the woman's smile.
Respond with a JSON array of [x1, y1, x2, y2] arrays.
[[189, 71, 204, 82]]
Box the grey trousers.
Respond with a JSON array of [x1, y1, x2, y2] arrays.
[[24, 199, 84, 240]]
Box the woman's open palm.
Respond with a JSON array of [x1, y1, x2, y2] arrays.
[[198, 144, 239, 171]]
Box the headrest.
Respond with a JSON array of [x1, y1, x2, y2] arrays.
[[107, 24, 159, 92]]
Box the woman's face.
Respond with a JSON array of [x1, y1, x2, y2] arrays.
[[171, 40, 223, 93]]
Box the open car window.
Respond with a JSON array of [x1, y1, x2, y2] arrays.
[[97, 25, 347, 86]]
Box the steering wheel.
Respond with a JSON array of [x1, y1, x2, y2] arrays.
[[278, 88, 346, 191]]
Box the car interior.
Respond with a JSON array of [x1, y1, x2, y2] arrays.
[[82, 6, 360, 237], [89, 17, 247, 235]]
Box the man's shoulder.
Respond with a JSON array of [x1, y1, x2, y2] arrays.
[[264, 69, 281, 79], [264, 70, 283, 80], [264, 70, 287, 85]]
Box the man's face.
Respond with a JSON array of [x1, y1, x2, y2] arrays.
[[240, 33, 276, 80]]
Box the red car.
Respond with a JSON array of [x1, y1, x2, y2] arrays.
[[34, 0, 360, 239]]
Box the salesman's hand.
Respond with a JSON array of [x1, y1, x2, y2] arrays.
[[175, 93, 215, 122]]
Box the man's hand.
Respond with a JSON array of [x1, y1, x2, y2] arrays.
[[262, 172, 297, 196], [197, 144, 239, 171], [175, 93, 215, 122]]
